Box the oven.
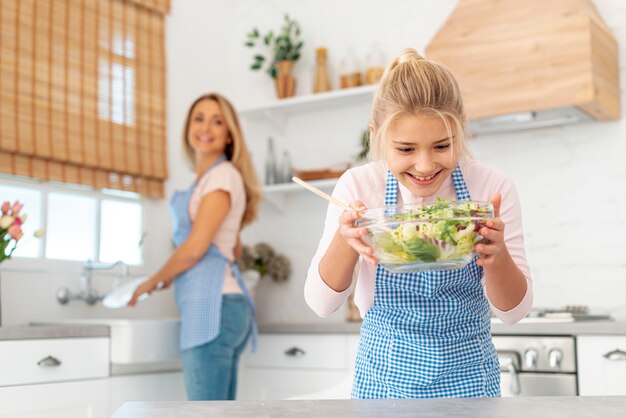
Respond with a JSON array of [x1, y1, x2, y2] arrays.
[[493, 336, 578, 396]]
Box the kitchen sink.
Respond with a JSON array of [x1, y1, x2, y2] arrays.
[[32, 318, 181, 374]]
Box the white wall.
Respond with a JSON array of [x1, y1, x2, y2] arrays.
[[2, 0, 625, 326], [228, 0, 626, 323]]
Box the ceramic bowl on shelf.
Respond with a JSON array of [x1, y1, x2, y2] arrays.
[[355, 200, 493, 273]]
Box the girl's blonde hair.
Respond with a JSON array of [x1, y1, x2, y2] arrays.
[[182, 93, 261, 228], [369, 48, 472, 161]]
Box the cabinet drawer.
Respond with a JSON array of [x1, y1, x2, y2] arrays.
[[0, 337, 109, 387], [577, 336, 626, 396], [248, 334, 347, 370]]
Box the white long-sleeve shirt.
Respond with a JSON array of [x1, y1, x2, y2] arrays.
[[304, 158, 532, 325]]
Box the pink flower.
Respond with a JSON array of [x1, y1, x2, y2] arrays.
[[8, 224, 23, 241], [11, 201, 23, 216], [1, 201, 9, 215]]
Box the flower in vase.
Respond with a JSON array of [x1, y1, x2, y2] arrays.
[[236, 242, 292, 283], [1, 200, 44, 263]]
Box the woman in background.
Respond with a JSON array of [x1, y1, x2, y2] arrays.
[[129, 93, 261, 400]]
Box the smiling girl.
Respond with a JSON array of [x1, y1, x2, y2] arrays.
[[129, 93, 261, 400], [305, 49, 532, 398]]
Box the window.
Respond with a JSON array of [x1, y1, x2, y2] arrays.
[[100, 199, 143, 264], [46, 192, 97, 261], [0, 178, 143, 265], [0, 0, 169, 198]]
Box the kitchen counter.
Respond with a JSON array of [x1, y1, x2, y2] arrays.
[[0, 324, 109, 340], [259, 320, 626, 336], [259, 322, 362, 334], [491, 320, 626, 336], [112, 396, 626, 418]]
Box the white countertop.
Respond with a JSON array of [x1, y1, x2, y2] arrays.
[[112, 396, 626, 418], [0, 324, 109, 340]]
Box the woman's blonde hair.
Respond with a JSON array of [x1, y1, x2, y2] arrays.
[[182, 93, 261, 228], [369, 48, 472, 162]]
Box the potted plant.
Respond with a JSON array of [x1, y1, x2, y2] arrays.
[[244, 14, 303, 98], [236, 242, 291, 298]]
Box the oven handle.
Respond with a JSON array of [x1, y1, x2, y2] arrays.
[[603, 349, 626, 361], [498, 351, 521, 395]]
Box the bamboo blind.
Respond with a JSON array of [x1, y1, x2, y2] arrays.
[[0, 0, 170, 198]]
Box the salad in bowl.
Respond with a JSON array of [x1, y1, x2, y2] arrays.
[[355, 199, 494, 273]]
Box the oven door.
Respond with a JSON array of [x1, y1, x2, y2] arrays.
[[500, 372, 578, 397], [498, 350, 577, 396]]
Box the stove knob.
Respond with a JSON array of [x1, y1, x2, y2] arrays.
[[549, 348, 563, 369], [524, 348, 538, 369]]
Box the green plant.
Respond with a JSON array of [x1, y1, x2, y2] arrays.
[[244, 14, 303, 79]]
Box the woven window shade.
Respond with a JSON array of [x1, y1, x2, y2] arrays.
[[0, 0, 170, 198]]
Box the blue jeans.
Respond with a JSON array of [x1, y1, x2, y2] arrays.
[[180, 294, 251, 400]]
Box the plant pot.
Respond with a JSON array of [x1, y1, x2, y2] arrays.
[[275, 60, 296, 99]]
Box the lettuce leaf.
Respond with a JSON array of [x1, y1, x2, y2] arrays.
[[402, 237, 440, 262]]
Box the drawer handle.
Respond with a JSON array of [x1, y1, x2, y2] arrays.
[[284, 347, 306, 357], [37, 355, 62, 368], [603, 349, 626, 361]]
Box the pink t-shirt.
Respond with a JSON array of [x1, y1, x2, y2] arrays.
[[189, 161, 245, 295], [304, 158, 533, 324]]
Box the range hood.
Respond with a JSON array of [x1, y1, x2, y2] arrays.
[[425, 0, 621, 135]]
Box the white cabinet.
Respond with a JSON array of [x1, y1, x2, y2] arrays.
[[577, 336, 626, 395], [238, 333, 360, 400], [0, 379, 109, 418], [109, 372, 186, 413], [0, 337, 109, 386], [0, 336, 187, 417], [0, 337, 110, 418]]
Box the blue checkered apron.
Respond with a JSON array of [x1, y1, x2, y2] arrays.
[[170, 155, 257, 352], [352, 164, 500, 398]]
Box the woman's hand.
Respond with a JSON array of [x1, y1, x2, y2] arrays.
[[475, 193, 507, 267], [127, 276, 172, 306], [338, 200, 378, 265]]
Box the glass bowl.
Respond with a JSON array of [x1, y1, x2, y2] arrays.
[[355, 200, 494, 273]]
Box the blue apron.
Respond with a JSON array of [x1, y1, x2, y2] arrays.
[[169, 155, 257, 352], [352, 165, 500, 399]]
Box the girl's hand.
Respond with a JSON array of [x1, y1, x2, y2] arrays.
[[127, 276, 172, 306], [338, 200, 378, 265], [475, 193, 506, 267]]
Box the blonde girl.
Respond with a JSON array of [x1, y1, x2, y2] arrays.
[[305, 49, 532, 398], [130, 93, 261, 400]]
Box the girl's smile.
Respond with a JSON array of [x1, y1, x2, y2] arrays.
[[406, 169, 443, 185]]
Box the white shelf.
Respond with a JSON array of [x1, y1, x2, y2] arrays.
[[263, 178, 338, 209], [239, 85, 377, 133]]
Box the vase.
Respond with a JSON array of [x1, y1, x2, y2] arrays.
[[275, 60, 296, 99]]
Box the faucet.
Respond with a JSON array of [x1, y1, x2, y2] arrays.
[[56, 260, 129, 305]]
